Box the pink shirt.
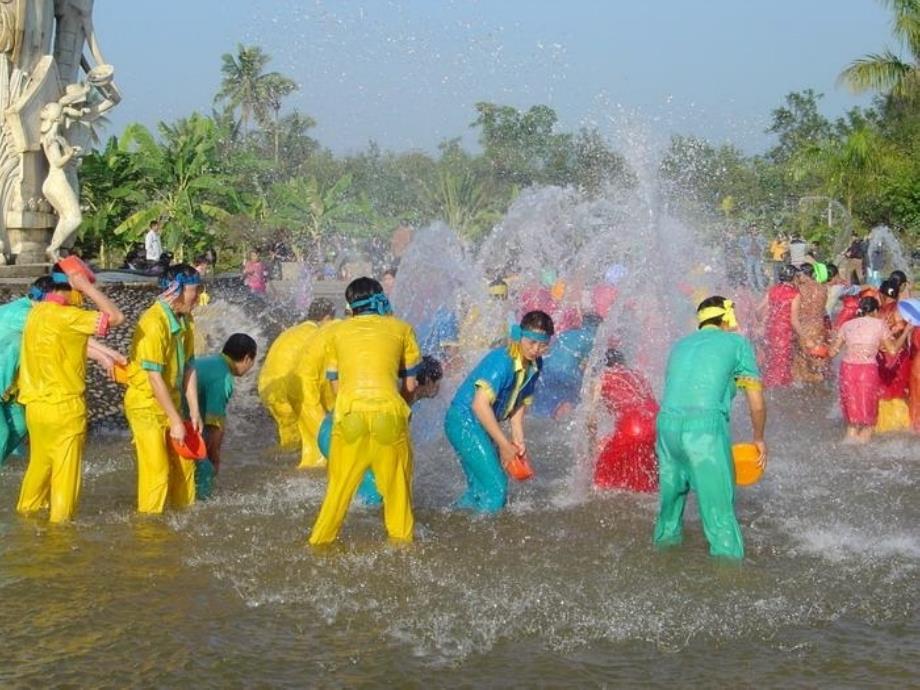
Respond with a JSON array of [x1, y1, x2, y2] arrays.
[[839, 316, 889, 364], [244, 260, 267, 294]]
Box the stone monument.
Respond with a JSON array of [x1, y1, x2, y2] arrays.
[[0, 0, 119, 272]]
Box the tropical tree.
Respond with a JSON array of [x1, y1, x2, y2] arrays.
[[260, 73, 298, 164], [268, 173, 376, 244], [77, 135, 147, 264], [839, 0, 920, 99], [215, 44, 297, 134], [790, 124, 893, 215], [114, 114, 240, 258]]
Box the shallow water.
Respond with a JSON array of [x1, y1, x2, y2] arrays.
[[1, 386, 917, 687]]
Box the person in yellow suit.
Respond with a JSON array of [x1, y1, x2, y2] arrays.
[[17, 263, 125, 523], [124, 264, 203, 514], [308, 277, 421, 546], [295, 312, 340, 468], [257, 298, 336, 459]]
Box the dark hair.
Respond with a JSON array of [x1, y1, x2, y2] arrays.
[[520, 310, 555, 337], [164, 263, 199, 283], [889, 270, 908, 288], [605, 347, 625, 367], [222, 333, 257, 361], [697, 295, 730, 329], [30, 275, 55, 299], [797, 263, 814, 278], [149, 220, 159, 227], [582, 312, 603, 329], [382, 268, 397, 279], [48, 263, 74, 292], [194, 253, 210, 266], [826, 263, 839, 279], [417, 355, 443, 385], [778, 264, 796, 283], [857, 296, 879, 316], [879, 279, 899, 299], [307, 298, 336, 321], [345, 277, 384, 313]]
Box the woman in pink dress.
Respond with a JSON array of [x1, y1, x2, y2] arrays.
[[243, 250, 268, 295], [828, 296, 912, 443]]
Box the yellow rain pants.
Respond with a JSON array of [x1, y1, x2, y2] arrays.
[[126, 407, 196, 513], [17, 399, 86, 523], [308, 314, 420, 545], [308, 398, 413, 545], [296, 324, 338, 469], [258, 321, 319, 450]]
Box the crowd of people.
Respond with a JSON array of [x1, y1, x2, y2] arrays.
[[747, 230, 918, 443], [0, 226, 916, 561]]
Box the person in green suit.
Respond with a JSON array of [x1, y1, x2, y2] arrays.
[[654, 296, 767, 559]]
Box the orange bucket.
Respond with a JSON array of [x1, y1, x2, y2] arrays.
[[58, 255, 96, 283], [807, 344, 829, 358], [112, 362, 130, 385], [732, 443, 763, 486], [506, 452, 535, 481], [168, 421, 207, 460]]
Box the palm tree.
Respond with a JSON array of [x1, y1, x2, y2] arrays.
[[839, 0, 920, 98], [215, 44, 298, 135], [260, 73, 298, 165]]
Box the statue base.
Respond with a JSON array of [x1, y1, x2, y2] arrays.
[[6, 219, 55, 265], [0, 263, 49, 281]]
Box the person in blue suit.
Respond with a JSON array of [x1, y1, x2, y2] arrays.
[[445, 310, 554, 513]]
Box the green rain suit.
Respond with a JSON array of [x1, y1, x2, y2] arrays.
[[654, 325, 761, 559]]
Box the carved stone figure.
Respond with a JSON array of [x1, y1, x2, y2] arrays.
[[0, 0, 118, 268], [40, 101, 80, 260]]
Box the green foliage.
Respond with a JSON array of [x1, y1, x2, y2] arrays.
[[839, 0, 920, 100], [114, 114, 241, 257], [75, 39, 920, 264]]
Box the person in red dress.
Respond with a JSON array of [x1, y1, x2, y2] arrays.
[[589, 347, 659, 492], [756, 264, 798, 388], [876, 279, 912, 432]]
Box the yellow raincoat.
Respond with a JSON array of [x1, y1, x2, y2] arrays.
[[295, 322, 338, 468], [17, 301, 105, 522], [124, 301, 196, 513], [258, 321, 319, 449], [308, 314, 421, 545]]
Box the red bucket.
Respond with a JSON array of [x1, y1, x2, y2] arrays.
[[506, 452, 535, 481], [168, 421, 207, 460], [58, 255, 96, 284]]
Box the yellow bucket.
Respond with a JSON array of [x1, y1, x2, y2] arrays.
[[732, 443, 763, 486]]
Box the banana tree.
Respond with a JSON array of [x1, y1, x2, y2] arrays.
[[113, 115, 240, 258]]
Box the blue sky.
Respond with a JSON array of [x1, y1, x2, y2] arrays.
[[95, 1, 896, 155]]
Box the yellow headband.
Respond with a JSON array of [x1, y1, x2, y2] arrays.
[[697, 299, 737, 329]]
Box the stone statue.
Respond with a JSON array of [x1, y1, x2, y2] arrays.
[[0, 0, 119, 268], [40, 101, 81, 260]]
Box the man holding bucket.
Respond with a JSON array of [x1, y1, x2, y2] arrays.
[[654, 295, 767, 559]]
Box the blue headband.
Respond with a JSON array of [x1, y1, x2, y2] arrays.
[[28, 286, 45, 300], [349, 293, 392, 316], [51, 271, 70, 285], [158, 272, 202, 290], [510, 324, 551, 343]]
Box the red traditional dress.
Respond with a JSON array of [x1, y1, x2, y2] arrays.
[[762, 283, 798, 388], [909, 328, 920, 433], [593, 365, 659, 492], [876, 301, 911, 432]]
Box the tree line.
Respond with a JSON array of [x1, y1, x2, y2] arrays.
[[77, 0, 920, 266]]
